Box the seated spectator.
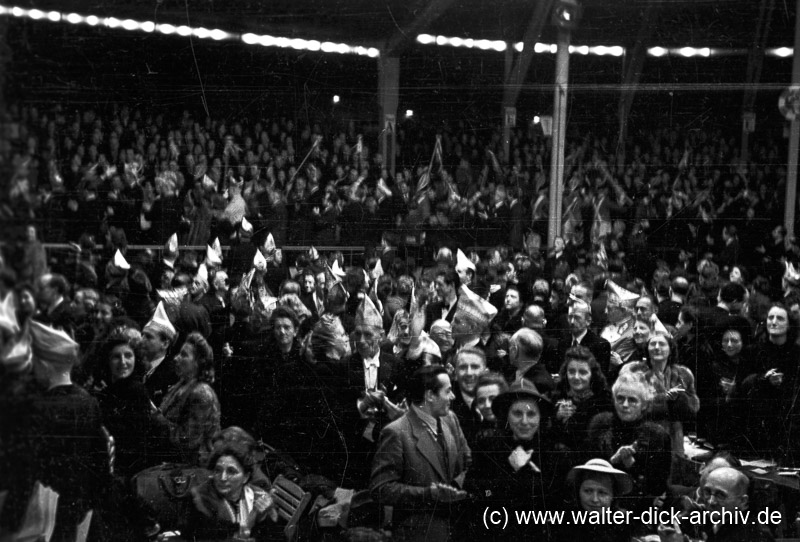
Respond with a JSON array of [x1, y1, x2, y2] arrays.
[[587, 371, 672, 517], [94, 330, 169, 475], [185, 438, 278, 541], [159, 331, 221, 466], [552, 458, 634, 542], [622, 328, 699, 455], [550, 346, 613, 453]]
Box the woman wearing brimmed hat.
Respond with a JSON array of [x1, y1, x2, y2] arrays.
[[463, 379, 570, 541], [552, 458, 633, 542]]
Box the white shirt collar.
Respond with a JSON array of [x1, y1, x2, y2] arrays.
[[145, 353, 167, 379], [363, 352, 381, 369]]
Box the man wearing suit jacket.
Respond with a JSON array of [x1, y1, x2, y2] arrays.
[[371, 365, 471, 542], [424, 269, 461, 332], [141, 301, 178, 407], [558, 300, 611, 376], [339, 295, 405, 487]]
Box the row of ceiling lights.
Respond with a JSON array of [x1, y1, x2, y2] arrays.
[[417, 34, 794, 58], [1, 5, 794, 60], [0, 5, 380, 57]]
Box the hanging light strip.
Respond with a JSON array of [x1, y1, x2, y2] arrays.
[[0, 4, 380, 57]]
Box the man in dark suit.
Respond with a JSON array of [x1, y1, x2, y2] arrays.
[[424, 269, 461, 332], [657, 276, 689, 327], [340, 296, 405, 487], [694, 467, 773, 542], [522, 304, 561, 373], [508, 328, 556, 397], [141, 301, 178, 407], [450, 347, 487, 444], [36, 273, 75, 336], [371, 365, 471, 542], [558, 300, 611, 376]]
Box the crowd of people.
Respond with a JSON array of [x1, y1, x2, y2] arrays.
[[1, 101, 800, 542]]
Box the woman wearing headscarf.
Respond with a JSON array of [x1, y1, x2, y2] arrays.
[[695, 315, 752, 447]]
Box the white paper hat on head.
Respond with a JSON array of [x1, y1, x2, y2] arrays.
[[785, 261, 800, 286], [253, 249, 267, 271], [455, 285, 498, 330], [196, 263, 209, 286], [0, 292, 20, 335], [331, 260, 346, 278], [206, 245, 221, 267], [456, 249, 476, 272], [308, 246, 320, 261], [114, 249, 131, 270], [30, 320, 79, 367], [355, 295, 383, 330], [607, 280, 639, 309], [240, 216, 253, 233], [263, 233, 276, 255], [650, 314, 671, 338], [165, 233, 179, 256], [371, 259, 384, 281], [144, 301, 177, 341]]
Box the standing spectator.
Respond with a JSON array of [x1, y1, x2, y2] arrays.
[[371, 366, 471, 542]]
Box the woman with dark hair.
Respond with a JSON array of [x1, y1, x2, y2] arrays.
[[159, 331, 221, 466], [550, 346, 613, 452], [622, 329, 699, 455], [185, 439, 278, 541], [695, 315, 752, 446], [94, 332, 166, 476], [465, 379, 569, 541], [470, 371, 509, 442]]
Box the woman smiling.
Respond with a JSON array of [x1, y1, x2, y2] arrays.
[[550, 346, 613, 452], [587, 371, 671, 518], [465, 379, 569, 540], [621, 328, 699, 455], [94, 330, 164, 476]]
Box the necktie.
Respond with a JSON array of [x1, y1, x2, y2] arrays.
[[436, 418, 450, 478], [572, 338, 578, 348]]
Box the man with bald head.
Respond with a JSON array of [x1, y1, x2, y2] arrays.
[[509, 328, 555, 396], [697, 467, 773, 541], [658, 276, 689, 327], [522, 304, 560, 374]]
